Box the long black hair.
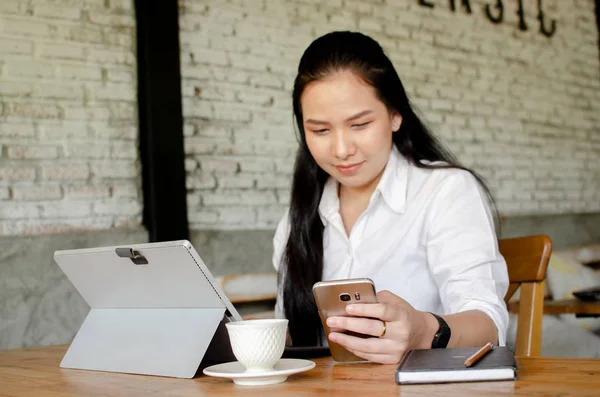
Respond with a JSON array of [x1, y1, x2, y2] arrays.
[[282, 31, 497, 347]]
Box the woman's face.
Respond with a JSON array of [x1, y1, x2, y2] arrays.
[[300, 69, 401, 193]]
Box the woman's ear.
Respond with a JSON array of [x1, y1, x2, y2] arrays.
[[392, 114, 402, 132]]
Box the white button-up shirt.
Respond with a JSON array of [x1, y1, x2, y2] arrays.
[[272, 146, 510, 345]]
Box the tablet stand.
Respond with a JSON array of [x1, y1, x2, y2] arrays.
[[60, 307, 227, 378]]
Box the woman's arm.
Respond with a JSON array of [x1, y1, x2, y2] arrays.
[[327, 291, 499, 364], [327, 169, 509, 363], [423, 310, 499, 348], [424, 169, 509, 346], [272, 210, 290, 320]]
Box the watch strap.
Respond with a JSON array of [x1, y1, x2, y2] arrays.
[[429, 312, 451, 349]]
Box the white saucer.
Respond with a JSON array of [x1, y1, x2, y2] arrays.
[[203, 358, 316, 386]]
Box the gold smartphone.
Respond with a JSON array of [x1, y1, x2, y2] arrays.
[[312, 278, 378, 362]]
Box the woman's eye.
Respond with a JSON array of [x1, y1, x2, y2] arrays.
[[312, 129, 329, 134], [352, 122, 371, 129]]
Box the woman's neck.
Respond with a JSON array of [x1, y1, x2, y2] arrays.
[[338, 164, 385, 203], [337, 170, 385, 235]]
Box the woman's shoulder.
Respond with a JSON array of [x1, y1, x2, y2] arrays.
[[412, 160, 479, 189], [272, 208, 291, 271], [274, 207, 291, 240]]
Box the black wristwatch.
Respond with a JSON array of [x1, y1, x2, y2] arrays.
[[430, 313, 451, 349]]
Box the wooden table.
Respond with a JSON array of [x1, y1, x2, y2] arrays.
[[508, 298, 600, 316], [1, 345, 599, 397]]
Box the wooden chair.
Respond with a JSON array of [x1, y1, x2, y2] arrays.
[[500, 235, 552, 357]]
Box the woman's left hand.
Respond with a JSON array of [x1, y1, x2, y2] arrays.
[[326, 290, 436, 364]]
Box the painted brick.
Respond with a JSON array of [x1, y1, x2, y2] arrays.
[[6, 103, 62, 119], [64, 143, 110, 159], [58, 64, 102, 81], [201, 191, 243, 206], [185, 159, 198, 171], [186, 136, 219, 154], [107, 69, 134, 83], [238, 158, 275, 173], [42, 164, 90, 181], [256, 175, 292, 189], [274, 158, 294, 175], [34, 5, 81, 20], [39, 43, 86, 60], [256, 206, 287, 224], [86, 48, 136, 66], [42, 201, 92, 218], [276, 188, 291, 204], [93, 198, 141, 216], [2, 18, 52, 37], [111, 182, 139, 198], [33, 83, 84, 101], [87, 12, 135, 27], [12, 185, 63, 201], [67, 25, 104, 43], [104, 32, 134, 48], [0, 203, 41, 219], [64, 185, 110, 199], [0, 166, 36, 182], [188, 210, 219, 225], [93, 83, 136, 101], [11, 143, 59, 160], [218, 174, 256, 189], [212, 103, 252, 122], [199, 157, 239, 173], [108, 0, 133, 11], [90, 161, 138, 179], [0, 82, 34, 97], [219, 207, 256, 225], [0, 188, 9, 200], [186, 173, 218, 189], [0, 38, 33, 55], [111, 142, 137, 159], [250, 73, 285, 89], [38, 122, 90, 139], [62, 107, 111, 121], [0, 1, 20, 14], [5, 60, 55, 78], [358, 16, 383, 33]]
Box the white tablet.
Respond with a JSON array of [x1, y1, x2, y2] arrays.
[[54, 240, 242, 378]]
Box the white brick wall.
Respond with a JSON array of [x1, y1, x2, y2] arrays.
[[180, 0, 600, 230], [0, 0, 140, 236], [3, 1, 596, 234]]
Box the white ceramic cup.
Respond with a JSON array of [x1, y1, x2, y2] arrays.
[[225, 319, 288, 373]]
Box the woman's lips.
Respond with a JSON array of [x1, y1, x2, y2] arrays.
[[335, 162, 364, 175]]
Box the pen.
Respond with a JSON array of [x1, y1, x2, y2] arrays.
[[464, 342, 494, 367]]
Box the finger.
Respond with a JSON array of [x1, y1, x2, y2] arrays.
[[326, 316, 386, 338], [330, 332, 407, 364], [328, 331, 390, 355], [344, 346, 401, 365], [345, 302, 399, 322], [377, 290, 409, 306]]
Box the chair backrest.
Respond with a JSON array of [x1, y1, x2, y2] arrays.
[[499, 235, 552, 357]]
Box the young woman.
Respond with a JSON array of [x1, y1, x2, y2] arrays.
[[272, 31, 509, 364]]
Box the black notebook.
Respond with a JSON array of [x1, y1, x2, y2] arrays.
[[395, 346, 517, 385]]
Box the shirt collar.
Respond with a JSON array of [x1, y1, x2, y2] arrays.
[[318, 146, 409, 225], [378, 145, 408, 214]]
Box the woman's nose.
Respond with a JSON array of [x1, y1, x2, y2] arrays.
[[332, 131, 354, 160]]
